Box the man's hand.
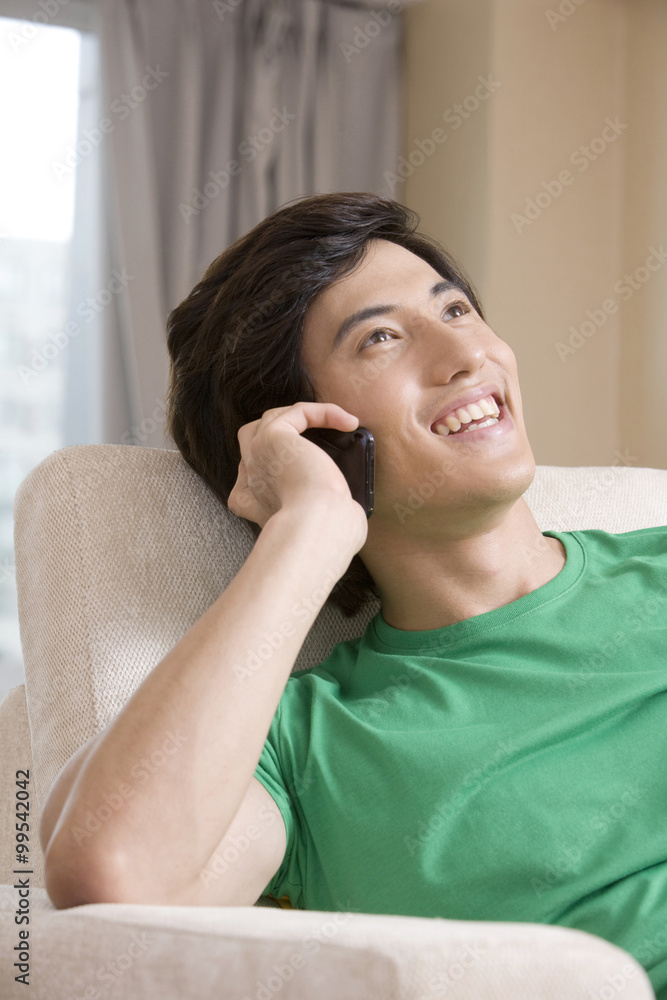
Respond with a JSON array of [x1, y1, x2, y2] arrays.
[[228, 401, 369, 551]]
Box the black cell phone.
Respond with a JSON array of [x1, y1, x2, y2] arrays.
[[301, 426, 375, 517]]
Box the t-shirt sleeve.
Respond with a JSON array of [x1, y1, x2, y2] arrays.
[[252, 694, 303, 904]]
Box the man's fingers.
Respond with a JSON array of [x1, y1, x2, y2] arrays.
[[237, 403, 359, 466], [227, 459, 248, 514], [260, 402, 359, 437], [230, 402, 362, 527]]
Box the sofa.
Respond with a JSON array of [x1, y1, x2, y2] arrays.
[[1, 443, 665, 1000]]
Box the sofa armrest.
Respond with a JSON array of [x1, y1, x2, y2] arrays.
[[0, 886, 657, 1000], [0, 686, 45, 889]]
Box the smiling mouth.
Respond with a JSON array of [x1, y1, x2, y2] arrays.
[[431, 394, 505, 436]]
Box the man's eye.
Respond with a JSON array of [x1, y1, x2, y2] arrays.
[[360, 329, 395, 349], [359, 301, 471, 349], [443, 300, 470, 320]]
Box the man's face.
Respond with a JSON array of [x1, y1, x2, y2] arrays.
[[301, 239, 536, 529]]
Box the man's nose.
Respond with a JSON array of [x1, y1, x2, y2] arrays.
[[415, 314, 487, 380]]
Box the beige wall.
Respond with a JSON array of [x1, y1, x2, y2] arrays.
[[620, 0, 667, 472], [402, 0, 667, 471]]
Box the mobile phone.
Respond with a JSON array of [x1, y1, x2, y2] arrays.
[[301, 426, 375, 517]]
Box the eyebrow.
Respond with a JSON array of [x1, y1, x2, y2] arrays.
[[331, 279, 459, 352]]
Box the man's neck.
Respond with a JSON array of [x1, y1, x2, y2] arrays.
[[360, 498, 567, 632]]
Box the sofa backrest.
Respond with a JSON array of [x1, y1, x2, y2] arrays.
[[13, 445, 667, 830]]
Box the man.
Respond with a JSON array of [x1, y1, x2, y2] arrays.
[[40, 194, 667, 999]]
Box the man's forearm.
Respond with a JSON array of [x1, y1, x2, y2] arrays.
[[43, 504, 354, 904]]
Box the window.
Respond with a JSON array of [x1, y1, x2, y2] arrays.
[[0, 5, 102, 702]]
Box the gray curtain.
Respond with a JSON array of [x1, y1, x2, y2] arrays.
[[97, 0, 407, 449]]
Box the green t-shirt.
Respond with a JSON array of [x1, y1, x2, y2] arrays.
[[253, 527, 667, 998]]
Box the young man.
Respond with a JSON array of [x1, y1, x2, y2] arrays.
[[40, 194, 667, 998]]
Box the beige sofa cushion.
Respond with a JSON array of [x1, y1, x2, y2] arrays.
[[13, 445, 380, 817], [13, 444, 667, 861], [0, 885, 658, 1000]]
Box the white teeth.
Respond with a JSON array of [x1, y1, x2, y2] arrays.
[[435, 415, 499, 436], [435, 394, 501, 436], [463, 417, 498, 432], [467, 402, 485, 419]]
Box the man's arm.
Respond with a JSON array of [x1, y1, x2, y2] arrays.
[[42, 402, 368, 909]]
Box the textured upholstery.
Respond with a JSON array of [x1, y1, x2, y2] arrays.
[[1, 444, 663, 1000], [13, 445, 381, 819], [12, 445, 667, 819], [0, 882, 658, 1000]]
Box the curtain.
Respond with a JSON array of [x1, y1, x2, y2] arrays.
[[97, 0, 408, 449]]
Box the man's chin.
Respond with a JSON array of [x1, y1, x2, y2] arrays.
[[369, 443, 536, 525]]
